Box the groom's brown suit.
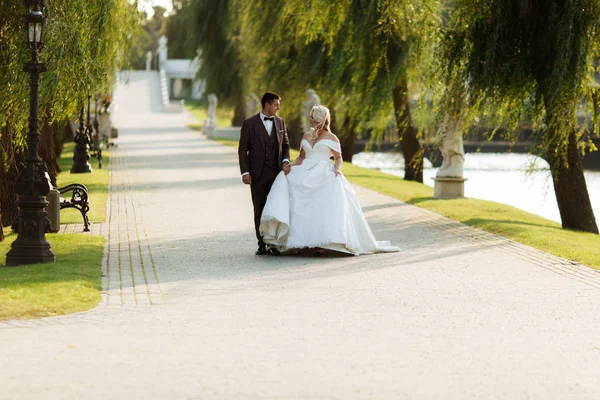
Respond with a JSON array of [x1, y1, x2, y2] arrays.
[[238, 113, 290, 249]]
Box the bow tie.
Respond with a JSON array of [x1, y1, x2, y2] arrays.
[[263, 116, 274, 121]]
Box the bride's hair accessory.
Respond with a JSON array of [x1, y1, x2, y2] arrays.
[[310, 105, 330, 139]]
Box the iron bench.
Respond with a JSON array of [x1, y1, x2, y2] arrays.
[[57, 183, 90, 232]]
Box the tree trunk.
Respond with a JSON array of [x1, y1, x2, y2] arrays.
[[393, 79, 423, 182], [232, 97, 246, 127], [592, 88, 600, 138], [39, 120, 61, 187], [0, 164, 21, 229], [55, 121, 66, 172], [0, 128, 3, 241], [547, 129, 598, 233], [0, 126, 20, 228], [287, 115, 303, 151], [0, 196, 4, 242], [0, 205, 4, 241], [62, 117, 75, 143], [329, 108, 358, 161], [341, 117, 358, 162], [0, 118, 63, 239]]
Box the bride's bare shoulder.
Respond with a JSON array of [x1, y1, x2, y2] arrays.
[[302, 132, 312, 140]]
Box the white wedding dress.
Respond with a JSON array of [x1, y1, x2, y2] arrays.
[[260, 138, 400, 255]]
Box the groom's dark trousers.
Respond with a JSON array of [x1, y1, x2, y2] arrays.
[[238, 113, 290, 249]]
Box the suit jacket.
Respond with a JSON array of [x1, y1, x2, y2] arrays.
[[238, 113, 291, 180]]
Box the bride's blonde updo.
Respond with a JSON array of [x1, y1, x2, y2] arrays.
[[310, 105, 331, 140]]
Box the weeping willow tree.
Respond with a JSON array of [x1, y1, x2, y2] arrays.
[[166, 1, 197, 59], [231, 0, 437, 171], [185, 0, 246, 126], [0, 0, 139, 239], [229, 0, 334, 149], [437, 0, 599, 233], [317, 0, 436, 169], [0, 2, 28, 241]]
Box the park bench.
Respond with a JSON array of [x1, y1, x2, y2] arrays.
[[88, 130, 103, 169], [10, 184, 90, 234], [57, 183, 90, 232]]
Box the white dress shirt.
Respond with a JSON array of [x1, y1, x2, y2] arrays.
[[260, 112, 274, 136]]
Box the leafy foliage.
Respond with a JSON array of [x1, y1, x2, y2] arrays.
[[187, 0, 244, 106], [437, 0, 600, 166], [0, 0, 141, 231], [0, 0, 140, 162], [166, 1, 197, 59], [225, 0, 439, 163], [436, 0, 599, 233]]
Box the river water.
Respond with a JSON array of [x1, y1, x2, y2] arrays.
[[352, 152, 600, 225]]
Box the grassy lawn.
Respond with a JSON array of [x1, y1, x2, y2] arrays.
[[0, 141, 109, 320], [211, 137, 600, 270], [185, 100, 234, 131], [0, 228, 103, 319]]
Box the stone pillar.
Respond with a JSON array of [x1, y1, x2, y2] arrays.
[[145, 51, 152, 71], [203, 93, 218, 137], [45, 187, 60, 233], [190, 52, 204, 100], [158, 36, 168, 72], [432, 116, 468, 199], [192, 80, 205, 100], [433, 176, 467, 198]]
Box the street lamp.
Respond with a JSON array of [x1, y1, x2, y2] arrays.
[[70, 102, 93, 173], [6, 0, 55, 266], [92, 93, 103, 168]]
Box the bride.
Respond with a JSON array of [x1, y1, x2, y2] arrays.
[[259, 105, 400, 255]]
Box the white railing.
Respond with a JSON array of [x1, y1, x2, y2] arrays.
[[159, 69, 183, 113]]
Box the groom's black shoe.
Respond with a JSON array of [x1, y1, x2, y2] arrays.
[[255, 246, 268, 255], [267, 246, 281, 256]]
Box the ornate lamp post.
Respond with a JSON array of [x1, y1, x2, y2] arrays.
[[6, 0, 55, 266], [92, 93, 103, 168], [70, 102, 93, 173]]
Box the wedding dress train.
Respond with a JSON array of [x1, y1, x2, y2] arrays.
[[260, 139, 400, 255]]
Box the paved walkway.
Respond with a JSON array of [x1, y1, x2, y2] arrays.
[[1, 71, 600, 399]]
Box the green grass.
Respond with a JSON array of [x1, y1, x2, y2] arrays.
[[0, 141, 109, 320], [185, 100, 234, 132], [212, 138, 600, 270], [0, 228, 103, 319], [58, 141, 109, 224]]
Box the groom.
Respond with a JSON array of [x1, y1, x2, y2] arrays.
[[238, 92, 291, 255]]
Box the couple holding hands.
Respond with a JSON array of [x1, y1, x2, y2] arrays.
[[238, 92, 399, 256]]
